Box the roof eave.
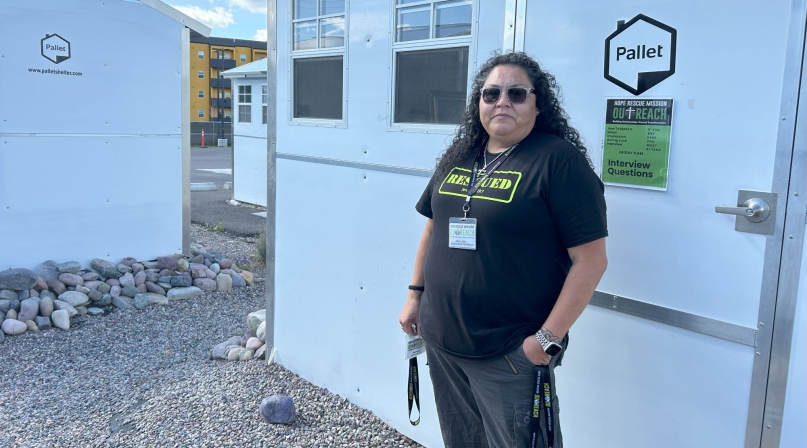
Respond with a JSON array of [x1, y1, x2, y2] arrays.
[[139, 0, 212, 37]]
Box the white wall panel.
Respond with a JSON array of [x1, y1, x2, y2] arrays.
[[0, 137, 183, 270], [0, 0, 182, 136], [274, 159, 443, 448], [233, 136, 267, 206]]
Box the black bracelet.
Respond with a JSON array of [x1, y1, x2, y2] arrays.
[[408, 285, 425, 292]]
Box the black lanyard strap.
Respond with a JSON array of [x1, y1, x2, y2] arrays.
[[463, 143, 519, 217], [530, 364, 557, 448], [408, 357, 420, 426]]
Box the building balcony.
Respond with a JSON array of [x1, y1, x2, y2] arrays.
[[210, 58, 236, 69], [210, 78, 232, 88], [211, 98, 232, 108], [210, 116, 232, 123]]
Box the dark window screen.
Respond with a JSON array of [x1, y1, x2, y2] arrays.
[[395, 47, 468, 124], [293, 56, 343, 119]]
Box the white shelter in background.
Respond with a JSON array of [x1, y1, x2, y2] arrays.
[[0, 0, 210, 270], [221, 59, 269, 207], [255, 1, 807, 448]]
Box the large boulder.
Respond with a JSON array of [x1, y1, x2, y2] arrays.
[[57, 291, 90, 308], [260, 395, 296, 424], [166, 286, 203, 301], [0, 269, 37, 291], [247, 309, 266, 336], [91, 259, 123, 279]]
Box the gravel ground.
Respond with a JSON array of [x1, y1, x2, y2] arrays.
[[0, 225, 421, 448]]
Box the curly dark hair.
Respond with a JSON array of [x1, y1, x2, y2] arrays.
[[434, 51, 591, 179]]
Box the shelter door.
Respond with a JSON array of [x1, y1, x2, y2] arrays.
[[517, 1, 801, 447]]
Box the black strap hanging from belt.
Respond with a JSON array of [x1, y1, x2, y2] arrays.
[[408, 357, 420, 426], [530, 365, 556, 448]]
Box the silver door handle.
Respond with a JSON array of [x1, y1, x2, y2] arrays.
[[715, 198, 771, 223]]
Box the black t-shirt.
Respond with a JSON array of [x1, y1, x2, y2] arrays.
[[415, 132, 608, 359]]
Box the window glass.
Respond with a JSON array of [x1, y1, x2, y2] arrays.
[[294, 21, 318, 50], [320, 17, 345, 48], [397, 7, 430, 42], [198, 70, 204, 79], [293, 57, 343, 119], [395, 47, 468, 124], [238, 85, 252, 104], [198, 109, 205, 118], [435, 1, 472, 38], [319, 0, 344, 15], [197, 50, 204, 59], [239, 105, 251, 123], [294, 0, 317, 19], [198, 90, 204, 98]]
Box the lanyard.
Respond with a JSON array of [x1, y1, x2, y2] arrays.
[[462, 143, 519, 218], [530, 365, 556, 448], [408, 357, 420, 426]]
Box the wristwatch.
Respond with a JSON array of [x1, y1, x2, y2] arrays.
[[535, 329, 563, 357]]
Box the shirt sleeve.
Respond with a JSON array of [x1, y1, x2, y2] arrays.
[[415, 175, 436, 219], [547, 153, 608, 248]]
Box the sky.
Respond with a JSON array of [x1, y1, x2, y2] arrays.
[[166, 0, 268, 41]]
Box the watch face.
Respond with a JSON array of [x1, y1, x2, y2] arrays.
[[545, 343, 562, 357]]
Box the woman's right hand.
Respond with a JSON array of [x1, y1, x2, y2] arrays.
[[398, 292, 422, 336]]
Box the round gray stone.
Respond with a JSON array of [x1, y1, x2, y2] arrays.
[[18, 298, 40, 322], [58, 273, 83, 287], [56, 261, 82, 274], [57, 291, 90, 308], [0, 269, 37, 291], [39, 297, 54, 317], [51, 310, 70, 330], [1, 319, 27, 336], [260, 395, 296, 424]]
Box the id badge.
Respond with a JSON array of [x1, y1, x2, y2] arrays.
[[449, 217, 477, 250], [405, 334, 425, 360]]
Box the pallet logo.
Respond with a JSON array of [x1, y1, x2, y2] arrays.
[[604, 15, 676, 95], [41, 33, 71, 64]]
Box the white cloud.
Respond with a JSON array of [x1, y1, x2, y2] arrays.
[[173, 5, 235, 29], [230, 0, 267, 13], [253, 29, 267, 41]]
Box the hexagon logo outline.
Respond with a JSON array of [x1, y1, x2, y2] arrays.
[[604, 14, 677, 95], [41, 33, 71, 64]]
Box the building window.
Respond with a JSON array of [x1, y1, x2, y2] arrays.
[[291, 0, 346, 121], [198, 70, 204, 79], [225, 111, 231, 118], [224, 52, 231, 60], [392, 0, 473, 126], [240, 54, 247, 62], [238, 85, 252, 123], [198, 109, 205, 118], [198, 90, 205, 98], [197, 50, 204, 59], [262, 84, 268, 124]]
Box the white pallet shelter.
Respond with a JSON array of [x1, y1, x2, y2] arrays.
[[255, 1, 807, 447], [0, 0, 210, 270], [222, 59, 269, 207]]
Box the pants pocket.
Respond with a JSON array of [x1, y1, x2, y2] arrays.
[[503, 354, 520, 375], [512, 404, 536, 448]]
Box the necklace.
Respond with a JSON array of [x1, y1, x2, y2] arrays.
[[479, 143, 507, 176]]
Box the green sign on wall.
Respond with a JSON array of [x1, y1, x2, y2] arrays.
[[601, 98, 673, 190]]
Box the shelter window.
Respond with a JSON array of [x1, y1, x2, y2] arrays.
[[198, 109, 205, 118], [262, 85, 268, 125], [240, 54, 247, 62], [198, 90, 205, 98], [198, 70, 204, 79], [391, 0, 474, 127], [197, 50, 204, 59], [238, 85, 252, 123], [290, 0, 347, 124]]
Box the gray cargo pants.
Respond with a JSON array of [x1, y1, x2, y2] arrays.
[[425, 338, 566, 448]]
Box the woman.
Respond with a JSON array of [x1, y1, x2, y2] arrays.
[[399, 52, 608, 447]]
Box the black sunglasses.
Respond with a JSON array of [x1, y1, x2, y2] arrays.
[[480, 87, 536, 104]]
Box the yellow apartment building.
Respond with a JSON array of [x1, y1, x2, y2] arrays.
[[190, 31, 267, 123]]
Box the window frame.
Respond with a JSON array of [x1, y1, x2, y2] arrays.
[[240, 54, 247, 62], [237, 84, 253, 124], [198, 109, 205, 118], [197, 50, 205, 59], [288, 0, 349, 128], [198, 70, 205, 79], [198, 90, 205, 98], [387, 0, 478, 133]]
